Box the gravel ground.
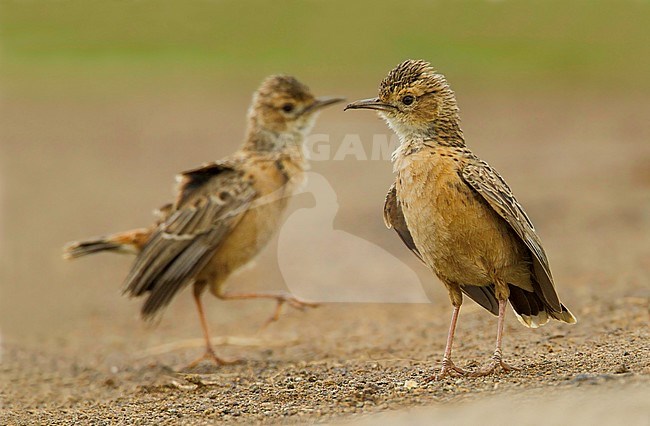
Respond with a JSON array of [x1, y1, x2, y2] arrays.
[[2, 298, 648, 424]]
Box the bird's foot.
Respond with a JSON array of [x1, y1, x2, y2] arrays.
[[261, 294, 320, 329], [471, 353, 520, 377], [184, 347, 239, 370], [427, 358, 470, 381]]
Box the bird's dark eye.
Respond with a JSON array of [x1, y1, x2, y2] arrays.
[[282, 103, 294, 113], [401, 95, 414, 106]]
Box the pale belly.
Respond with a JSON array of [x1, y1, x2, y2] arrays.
[[218, 199, 287, 268], [197, 195, 289, 295], [396, 157, 532, 289]]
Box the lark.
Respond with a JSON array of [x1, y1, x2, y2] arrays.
[[64, 75, 343, 367], [346, 60, 576, 379]]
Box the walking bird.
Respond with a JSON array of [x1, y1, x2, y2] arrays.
[[345, 60, 575, 379], [64, 75, 342, 366]]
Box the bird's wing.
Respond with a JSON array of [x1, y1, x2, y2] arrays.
[[461, 161, 561, 310], [460, 285, 499, 316], [153, 202, 173, 225], [123, 160, 257, 318], [383, 182, 423, 262]]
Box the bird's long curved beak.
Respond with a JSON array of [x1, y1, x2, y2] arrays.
[[344, 98, 395, 112], [304, 96, 345, 114]]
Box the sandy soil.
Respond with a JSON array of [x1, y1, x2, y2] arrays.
[[1, 90, 649, 424]]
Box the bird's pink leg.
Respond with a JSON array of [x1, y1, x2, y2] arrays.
[[472, 298, 520, 376], [217, 291, 319, 328], [185, 288, 239, 369], [431, 305, 469, 380]]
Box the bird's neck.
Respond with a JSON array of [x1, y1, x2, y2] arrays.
[[426, 115, 466, 148], [389, 112, 465, 151], [242, 121, 308, 173], [243, 119, 305, 153], [391, 116, 466, 171]]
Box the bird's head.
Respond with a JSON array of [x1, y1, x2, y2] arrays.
[[249, 75, 343, 136], [345, 60, 461, 142]]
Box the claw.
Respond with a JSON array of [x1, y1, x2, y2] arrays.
[[260, 294, 319, 329], [184, 347, 240, 370], [470, 353, 520, 377], [427, 358, 470, 381]]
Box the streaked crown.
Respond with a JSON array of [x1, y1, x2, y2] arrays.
[[255, 75, 315, 106], [379, 60, 450, 102], [248, 75, 317, 134]]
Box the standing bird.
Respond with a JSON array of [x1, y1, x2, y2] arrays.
[[345, 60, 575, 379], [64, 75, 343, 367]]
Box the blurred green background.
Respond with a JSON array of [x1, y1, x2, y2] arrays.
[[2, 0, 649, 96]]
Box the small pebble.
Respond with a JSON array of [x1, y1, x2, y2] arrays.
[[403, 380, 418, 390]]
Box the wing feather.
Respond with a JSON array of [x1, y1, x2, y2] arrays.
[[461, 161, 561, 310], [461, 284, 499, 316], [123, 160, 257, 318], [383, 182, 423, 262]]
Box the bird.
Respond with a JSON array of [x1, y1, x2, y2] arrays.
[[64, 75, 343, 367], [345, 59, 576, 379]]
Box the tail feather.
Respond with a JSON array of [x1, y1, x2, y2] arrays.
[[549, 304, 577, 324], [63, 228, 151, 259], [508, 284, 576, 328], [63, 239, 124, 259]]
